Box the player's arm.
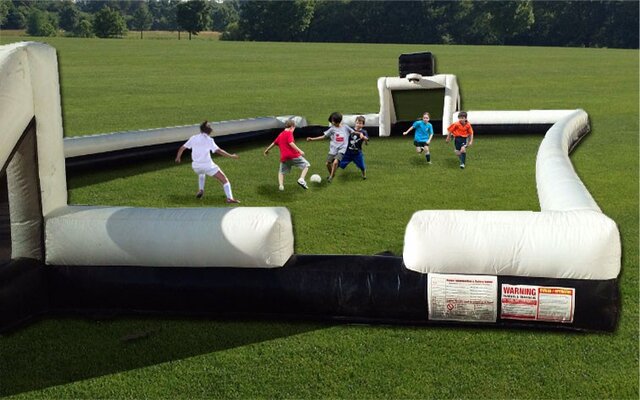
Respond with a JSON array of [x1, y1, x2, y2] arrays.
[[402, 126, 414, 136], [446, 124, 454, 142], [289, 142, 305, 156], [175, 145, 187, 163], [264, 142, 275, 155], [215, 148, 239, 159], [426, 126, 434, 144], [306, 135, 325, 142]]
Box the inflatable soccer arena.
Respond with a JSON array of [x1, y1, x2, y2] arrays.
[[0, 43, 621, 332]]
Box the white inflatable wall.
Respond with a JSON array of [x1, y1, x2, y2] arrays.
[[0, 42, 295, 268], [64, 115, 308, 158], [378, 74, 460, 136], [46, 206, 293, 267], [403, 110, 621, 280]]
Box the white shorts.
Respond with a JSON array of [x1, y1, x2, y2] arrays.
[[192, 163, 220, 176]]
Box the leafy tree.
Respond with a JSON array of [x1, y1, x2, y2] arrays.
[[176, 0, 210, 40], [599, 1, 639, 49], [3, 3, 27, 29], [132, 3, 152, 39], [148, 0, 178, 31], [211, 0, 239, 32], [26, 8, 57, 37], [0, 0, 8, 28], [73, 15, 93, 38], [93, 6, 127, 38], [59, 0, 80, 32], [237, 0, 315, 42]]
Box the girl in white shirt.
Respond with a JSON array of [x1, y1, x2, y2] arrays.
[[175, 121, 240, 203]]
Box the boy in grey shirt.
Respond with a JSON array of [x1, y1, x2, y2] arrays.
[[307, 112, 354, 182]]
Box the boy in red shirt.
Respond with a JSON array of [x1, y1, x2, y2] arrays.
[[446, 111, 474, 169], [264, 120, 310, 190]]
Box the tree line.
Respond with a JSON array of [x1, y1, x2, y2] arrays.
[[0, 0, 637, 49]]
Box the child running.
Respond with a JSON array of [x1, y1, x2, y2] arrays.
[[175, 120, 240, 203], [402, 111, 434, 164], [446, 111, 474, 169], [306, 111, 353, 182], [264, 119, 310, 191], [339, 115, 369, 179]]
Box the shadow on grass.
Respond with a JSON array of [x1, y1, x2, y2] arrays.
[[0, 317, 325, 396], [167, 194, 236, 205], [255, 183, 313, 201], [67, 158, 176, 189], [408, 156, 432, 167]]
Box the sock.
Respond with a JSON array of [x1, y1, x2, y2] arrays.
[[461, 153, 466, 164], [198, 174, 205, 190], [223, 182, 233, 199], [426, 153, 431, 162]]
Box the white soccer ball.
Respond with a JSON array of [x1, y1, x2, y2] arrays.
[[310, 174, 322, 184]]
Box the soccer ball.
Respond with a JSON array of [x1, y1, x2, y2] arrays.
[[310, 174, 322, 184]]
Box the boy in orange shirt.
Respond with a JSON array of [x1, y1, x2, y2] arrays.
[[446, 111, 474, 169]]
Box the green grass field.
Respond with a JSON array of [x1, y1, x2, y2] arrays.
[[0, 35, 638, 399]]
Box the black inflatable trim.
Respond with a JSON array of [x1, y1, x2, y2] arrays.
[[0, 258, 48, 332], [0, 255, 619, 332], [399, 51, 436, 77]]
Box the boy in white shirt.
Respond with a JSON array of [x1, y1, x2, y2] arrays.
[[306, 111, 354, 182], [175, 121, 240, 203]]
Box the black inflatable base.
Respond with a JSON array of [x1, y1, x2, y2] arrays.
[[0, 255, 619, 333]]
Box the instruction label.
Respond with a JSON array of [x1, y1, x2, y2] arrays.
[[428, 273, 497, 323], [501, 284, 575, 323]]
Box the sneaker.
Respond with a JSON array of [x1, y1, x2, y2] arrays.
[[327, 176, 332, 183], [225, 198, 240, 204], [297, 179, 308, 189], [279, 185, 284, 191], [196, 190, 204, 198], [460, 164, 465, 169], [362, 176, 367, 180]]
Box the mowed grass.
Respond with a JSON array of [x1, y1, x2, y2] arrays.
[[67, 135, 542, 255], [0, 35, 638, 399]]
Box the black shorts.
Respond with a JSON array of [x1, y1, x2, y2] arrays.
[[454, 136, 468, 151], [414, 141, 428, 147]]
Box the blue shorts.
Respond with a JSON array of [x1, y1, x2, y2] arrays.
[[454, 136, 468, 151], [339, 151, 366, 171]]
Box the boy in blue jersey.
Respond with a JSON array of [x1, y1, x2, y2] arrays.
[[403, 112, 434, 163]]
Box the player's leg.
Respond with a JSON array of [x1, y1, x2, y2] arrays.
[[278, 162, 289, 191], [354, 153, 366, 179], [326, 154, 335, 182], [454, 137, 465, 168], [278, 173, 285, 191], [197, 174, 206, 198], [213, 170, 239, 203], [424, 144, 431, 163], [296, 158, 310, 189], [325, 154, 333, 176], [339, 152, 352, 170], [330, 153, 343, 180]]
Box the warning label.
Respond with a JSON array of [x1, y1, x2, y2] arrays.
[[500, 284, 575, 323], [428, 273, 497, 323]]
